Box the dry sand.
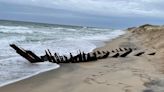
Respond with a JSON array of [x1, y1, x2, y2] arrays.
[[0, 24, 164, 92]]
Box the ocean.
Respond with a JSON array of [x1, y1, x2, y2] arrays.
[[0, 20, 125, 86]]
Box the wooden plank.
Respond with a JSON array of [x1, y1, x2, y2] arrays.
[[26, 50, 43, 62], [10, 44, 37, 63], [120, 48, 132, 57], [45, 50, 53, 62]]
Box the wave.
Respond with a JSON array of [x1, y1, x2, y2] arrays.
[[0, 57, 60, 87], [0, 36, 26, 44], [79, 30, 125, 41], [0, 25, 34, 34]]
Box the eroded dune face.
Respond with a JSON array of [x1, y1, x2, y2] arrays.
[[128, 24, 164, 53]]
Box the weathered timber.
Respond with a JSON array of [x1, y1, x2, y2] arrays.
[[133, 48, 137, 50], [124, 48, 128, 51], [59, 56, 65, 63], [102, 51, 110, 58], [148, 52, 156, 55], [93, 52, 97, 60], [54, 53, 61, 63], [47, 49, 56, 63], [64, 55, 68, 62], [102, 51, 106, 54], [69, 53, 74, 63], [88, 53, 97, 61], [119, 48, 123, 52], [79, 51, 83, 62], [87, 53, 91, 61], [82, 52, 87, 62], [135, 52, 145, 56], [51, 56, 56, 63], [97, 51, 101, 54], [40, 55, 48, 61], [11, 44, 151, 64], [26, 50, 43, 62], [116, 49, 119, 52], [98, 51, 110, 59], [111, 53, 119, 58], [72, 55, 77, 63], [112, 50, 115, 53], [120, 48, 132, 57], [45, 50, 53, 63], [10, 44, 40, 63]]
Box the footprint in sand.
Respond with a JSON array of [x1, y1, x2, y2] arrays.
[[104, 65, 110, 68], [84, 75, 107, 85], [94, 77, 107, 84], [121, 84, 133, 92], [92, 74, 99, 77], [98, 72, 105, 76], [84, 71, 111, 85], [124, 89, 132, 92], [84, 77, 95, 84]]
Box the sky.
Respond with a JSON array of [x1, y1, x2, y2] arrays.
[[0, 0, 164, 29]]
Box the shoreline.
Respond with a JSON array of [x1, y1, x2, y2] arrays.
[[0, 63, 60, 87], [0, 29, 125, 87], [0, 25, 164, 92], [0, 31, 127, 91]]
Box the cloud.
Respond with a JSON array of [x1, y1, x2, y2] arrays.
[[0, 0, 164, 28], [1, 0, 164, 18]]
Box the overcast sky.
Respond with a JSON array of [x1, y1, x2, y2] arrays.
[[0, 0, 164, 28]]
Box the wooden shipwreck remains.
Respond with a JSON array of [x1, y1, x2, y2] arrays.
[[10, 44, 111, 63], [148, 52, 156, 56], [135, 52, 145, 56], [10, 44, 43, 63], [120, 48, 133, 57], [10, 44, 154, 64]]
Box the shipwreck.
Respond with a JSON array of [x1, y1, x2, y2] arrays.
[[10, 44, 156, 64]]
